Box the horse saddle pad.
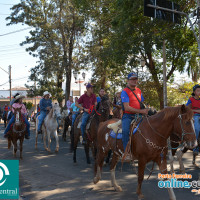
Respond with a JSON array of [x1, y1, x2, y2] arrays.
[[109, 122, 140, 139]]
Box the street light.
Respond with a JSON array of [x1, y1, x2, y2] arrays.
[[137, 56, 145, 78], [73, 71, 86, 96]]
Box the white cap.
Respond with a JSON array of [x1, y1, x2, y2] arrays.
[[43, 91, 51, 97]]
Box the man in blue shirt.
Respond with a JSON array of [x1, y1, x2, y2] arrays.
[[96, 88, 105, 103], [121, 72, 149, 161], [71, 97, 80, 126], [37, 91, 52, 134]]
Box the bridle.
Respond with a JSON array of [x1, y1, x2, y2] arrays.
[[13, 111, 26, 135], [173, 113, 195, 143], [146, 112, 195, 144]]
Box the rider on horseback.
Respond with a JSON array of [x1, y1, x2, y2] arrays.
[[186, 84, 200, 155], [96, 88, 105, 103], [4, 94, 30, 139], [121, 72, 149, 160], [37, 91, 52, 134], [75, 83, 97, 145], [71, 97, 80, 126]]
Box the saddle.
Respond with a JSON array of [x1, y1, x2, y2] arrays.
[[77, 113, 94, 130]]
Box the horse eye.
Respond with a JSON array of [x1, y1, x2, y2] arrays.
[[185, 121, 190, 125]]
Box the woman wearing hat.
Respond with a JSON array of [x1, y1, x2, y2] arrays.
[[4, 94, 30, 139], [186, 84, 200, 155], [37, 91, 52, 134]]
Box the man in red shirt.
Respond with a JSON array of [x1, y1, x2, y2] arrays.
[[76, 83, 97, 144]]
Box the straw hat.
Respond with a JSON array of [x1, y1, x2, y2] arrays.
[[43, 91, 51, 97], [15, 94, 25, 100]]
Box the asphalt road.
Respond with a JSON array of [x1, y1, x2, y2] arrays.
[[0, 121, 200, 200]]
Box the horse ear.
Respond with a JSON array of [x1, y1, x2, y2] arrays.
[[181, 104, 186, 113]]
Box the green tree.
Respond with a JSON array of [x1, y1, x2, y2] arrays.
[[6, 0, 86, 105]]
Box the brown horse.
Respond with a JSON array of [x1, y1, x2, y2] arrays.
[[7, 107, 27, 159], [72, 95, 111, 164], [94, 105, 197, 200], [112, 105, 122, 119]]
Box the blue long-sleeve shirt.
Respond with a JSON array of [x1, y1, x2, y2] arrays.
[[39, 98, 52, 112]]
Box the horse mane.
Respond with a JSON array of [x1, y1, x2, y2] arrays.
[[48, 108, 53, 118], [101, 94, 109, 102], [159, 105, 193, 121]]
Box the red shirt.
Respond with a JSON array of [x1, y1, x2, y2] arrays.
[[78, 93, 97, 109], [123, 87, 142, 114], [189, 97, 200, 114]]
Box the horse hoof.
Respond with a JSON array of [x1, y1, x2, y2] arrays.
[[93, 177, 100, 184], [179, 169, 185, 174], [73, 162, 78, 166], [115, 186, 122, 192], [55, 148, 59, 153], [138, 194, 144, 200]]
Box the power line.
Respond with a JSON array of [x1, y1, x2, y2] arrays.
[[0, 81, 9, 87], [0, 27, 32, 37], [0, 13, 10, 16], [0, 3, 14, 6], [12, 76, 29, 81]]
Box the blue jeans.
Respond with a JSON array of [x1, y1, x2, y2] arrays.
[[4, 115, 30, 136], [72, 112, 79, 126], [193, 114, 200, 153], [122, 113, 136, 151], [7, 112, 13, 121], [37, 111, 47, 131], [81, 112, 90, 139], [36, 112, 40, 118]]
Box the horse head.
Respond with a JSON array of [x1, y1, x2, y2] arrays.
[[13, 106, 23, 125], [169, 105, 197, 149], [97, 94, 111, 118], [52, 103, 62, 120]]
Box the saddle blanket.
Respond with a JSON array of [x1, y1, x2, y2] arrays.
[[109, 122, 140, 139]]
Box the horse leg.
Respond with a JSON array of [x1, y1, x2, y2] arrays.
[[193, 154, 197, 165], [47, 130, 51, 152], [8, 138, 11, 149], [84, 143, 91, 164], [158, 158, 176, 200], [43, 128, 48, 151], [73, 133, 79, 163], [168, 149, 175, 174], [62, 118, 67, 141], [176, 149, 186, 173], [54, 131, 59, 152], [136, 159, 146, 199], [93, 148, 107, 184], [70, 129, 74, 153], [20, 139, 23, 160], [35, 120, 38, 149], [110, 152, 122, 192], [13, 141, 17, 158]]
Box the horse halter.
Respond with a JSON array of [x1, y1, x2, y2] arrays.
[[175, 113, 195, 143]]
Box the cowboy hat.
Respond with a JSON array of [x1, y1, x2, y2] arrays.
[[15, 94, 25, 100], [43, 91, 51, 97]]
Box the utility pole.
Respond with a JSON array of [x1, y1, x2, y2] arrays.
[[34, 79, 36, 112], [8, 65, 11, 103], [198, 1, 200, 44], [0, 66, 11, 103], [163, 41, 167, 107]]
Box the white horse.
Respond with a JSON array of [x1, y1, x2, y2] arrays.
[[35, 103, 62, 152]]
